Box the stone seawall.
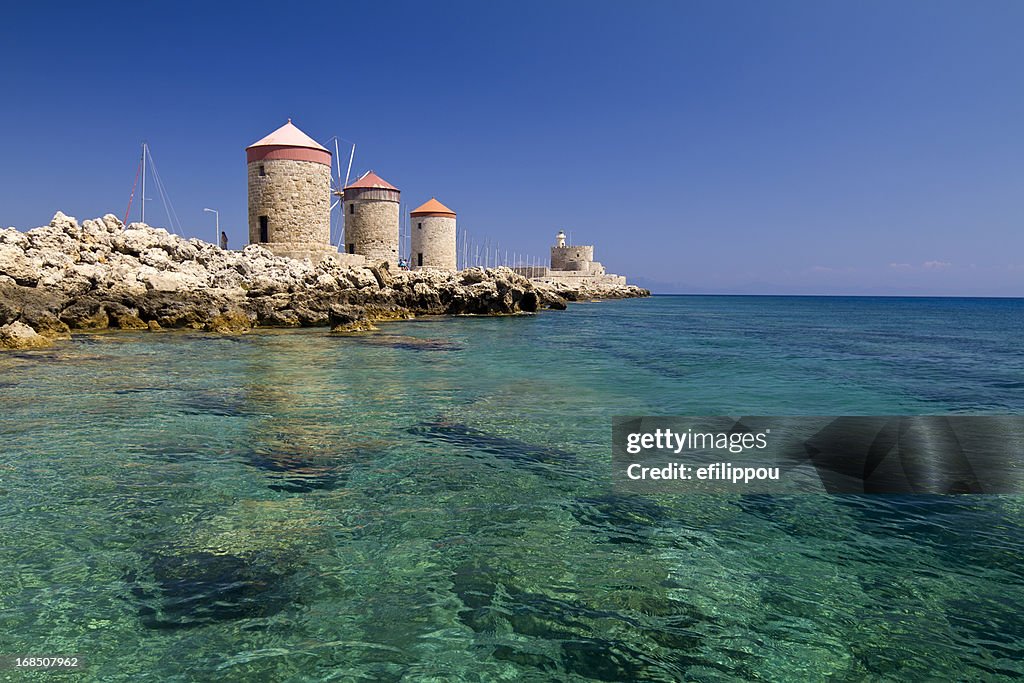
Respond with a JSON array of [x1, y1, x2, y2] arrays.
[[0, 213, 649, 349], [537, 272, 628, 287]]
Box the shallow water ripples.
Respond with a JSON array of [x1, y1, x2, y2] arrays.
[[2, 299, 1024, 680]]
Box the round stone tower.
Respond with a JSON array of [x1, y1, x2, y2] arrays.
[[550, 230, 595, 271], [246, 119, 336, 263], [342, 171, 400, 265], [409, 198, 457, 270]]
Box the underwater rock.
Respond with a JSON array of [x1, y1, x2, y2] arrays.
[[408, 420, 577, 468], [247, 450, 339, 493], [131, 551, 290, 629], [350, 335, 464, 351], [559, 638, 652, 681], [175, 387, 256, 418], [244, 444, 386, 493], [450, 564, 680, 681], [570, 494, 668, 544]]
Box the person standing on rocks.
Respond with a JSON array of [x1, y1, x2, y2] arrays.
[[220, 231, 229, 250]]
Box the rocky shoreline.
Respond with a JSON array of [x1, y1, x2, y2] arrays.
[[0, 213, 649, 350]]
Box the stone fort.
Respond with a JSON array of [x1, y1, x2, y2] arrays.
[[513, 231, 627, 287]]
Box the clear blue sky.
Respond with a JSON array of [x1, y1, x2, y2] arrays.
[[2, 0, 1021, 295]]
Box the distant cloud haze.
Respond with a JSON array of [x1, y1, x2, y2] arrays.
[[889, 261, 953, 271], [810, 265, 856, 274]]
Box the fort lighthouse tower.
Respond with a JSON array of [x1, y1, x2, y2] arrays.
[[409, 198, 457, 270], [550, 230, 597, 272], [246, 119, 335, 263]]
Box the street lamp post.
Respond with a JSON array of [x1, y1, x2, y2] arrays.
[[203, 208, 219, 248]]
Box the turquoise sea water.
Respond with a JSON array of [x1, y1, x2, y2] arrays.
[[1, 295, 1022, 681]]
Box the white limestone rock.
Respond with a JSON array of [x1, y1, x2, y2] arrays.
[[0, 244, 42, 285], [49, 211, 80, 234], [142, 270, 193, 293], [101, 214, 123, 232], [0, 227, 30, 248], [139, 247, 173, 269], [345, 268, 380, 290]]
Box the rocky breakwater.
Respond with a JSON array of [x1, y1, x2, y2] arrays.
[[0, 213, 648, 349], [533, 278, 652, 304]]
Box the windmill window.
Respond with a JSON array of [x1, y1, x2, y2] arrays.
[[347, 243, 355, 254], [259, 165, 265, 176], [349, 204, 354, 214], [417, 253, 423, 267], [417, 223, 422, 230], [259, 216, 268, 242]]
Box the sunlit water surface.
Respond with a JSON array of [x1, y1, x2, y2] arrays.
[[1, 296, 1022, 681]]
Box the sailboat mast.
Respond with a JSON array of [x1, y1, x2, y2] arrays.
[[141, 142, 147, 225]]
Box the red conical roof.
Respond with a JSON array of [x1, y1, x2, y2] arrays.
[[246, 119, 329, 152], [344, 170, 399, 191], [410, 197, 456, 216]]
